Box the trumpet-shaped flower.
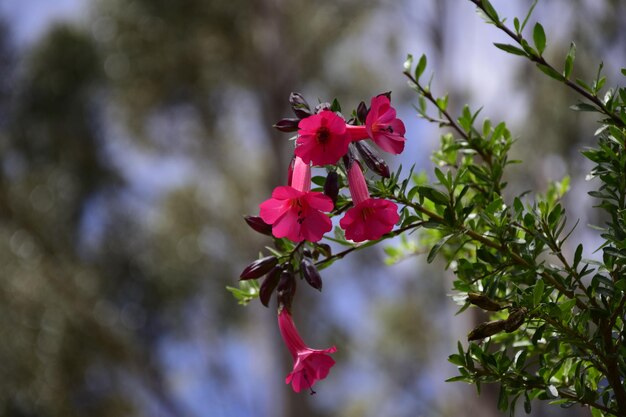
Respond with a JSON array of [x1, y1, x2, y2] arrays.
[[345, 95, 406, 155], [259, 157, 333, 242], [296, 110, 351, 166], [278, 309, 337, 393], [339, 161, 399, 242]]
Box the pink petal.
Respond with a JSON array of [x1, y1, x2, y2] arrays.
[[340, 199, 399, 242], [300, 209, 332, 242], [326, 112, 347, 133], [271, 208, 303, 242], [361, 215, 392, 241], [278, 309, 307, 358], [367, 96, 392, 123], [298, 115, 320, 133], [296, 111, 350, 166], [259, 198, 288, 224], [390, 118, 406, 136], [305, 352, 336, 379], [376, 107, 396, 125], [286, 370, 306, 393], [339, 207, 366, 241], [372, 132, 405, 154], [278, 310, 337, 393], [272, 185, 303, 200], [304, 192, 334, 212], [373, 199, 400, 224]]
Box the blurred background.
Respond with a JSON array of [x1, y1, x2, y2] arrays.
[[0, 0, 623, 416]]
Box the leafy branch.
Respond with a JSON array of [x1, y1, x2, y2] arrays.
[[468, 0, 626, 129]]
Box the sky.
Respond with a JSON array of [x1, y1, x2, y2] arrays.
[[1, 0, 88, 45]]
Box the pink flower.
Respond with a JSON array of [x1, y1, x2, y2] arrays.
[[339, 161, 399, 242], [278, 309, 337, 393], [366, 95, 406, 154], [295, 110, 351, 166], [259, 157, 333, 242], [345, 95, 406, 155], [340, 199, 399, 242]]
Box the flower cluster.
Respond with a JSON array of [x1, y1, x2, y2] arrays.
[[241, 92, 407, 393], [264, 93, 405, 244]]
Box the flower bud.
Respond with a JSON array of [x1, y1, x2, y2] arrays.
[[240, 256, 278, 280], [323, 171, 339, 204], [243, 215, 273, 236], [467, 292, 504, 311], [301, 258, 322, 291], [316, 243, 332, 258], [273, 118, 300, 132], [342, 147, 357, 171], [259, 266, 282, 307], [353, 141, 390, 178], [377, 91, 392, 100], [356, 101, 369, 124], [277, 271, 297, 310], [467, 319, 506, 341], [289, 92, 312, 119], [504, 307, 527, 332]]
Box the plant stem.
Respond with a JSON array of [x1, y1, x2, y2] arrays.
[[315, 222, 424, 269]]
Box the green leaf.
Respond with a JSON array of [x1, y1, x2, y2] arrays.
[[573, 244, 583, 269], [524, 390, 532, 413], [415, 54, 427, 80], [226, 280, 260, 306], [418, 185, 449, 205], [493, 43, 527, 56], [533, 279, 545, 307], [514, 350, 527, 369], [497, 386, 509, 411], [536, 63, 565, 81], [434, 167, 449, 188], [558, 299, 577, 314], [403, 54, 413, 73], [520, 0, 538, 33], [621, 68, 626, 77], [480, 0, 499, 22], [563, 42, 576, 78], [570, 103, 598, 112], [311, 176, 326, 186], [448, 353, 466, 366], [330, 98, 341, 112], [436, 95, 449, 111], [593, 76, 606, 93], [445, 375, 469, 382], [533, 23, 546, 55], [427, 234, 456, 263], [575, 78, 593, 92]]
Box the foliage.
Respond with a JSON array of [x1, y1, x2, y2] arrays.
[[240, 1, 626, 415]]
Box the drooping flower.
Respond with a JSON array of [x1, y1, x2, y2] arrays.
[[259, 157, 333, 242], [278, 308, 337, 393], [339, 161, 399, 242], [295, 110, 351, 166], [345, 95, 406, 155]]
